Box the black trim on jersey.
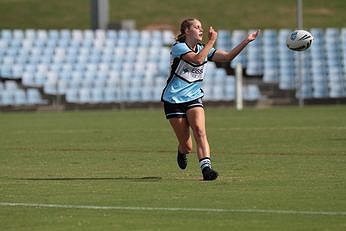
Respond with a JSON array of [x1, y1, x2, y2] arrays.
[[179, 50, 193, 59], [181, 42, 211, 67], [185, 42, 196, 52], [208, 49, 217, 61], [180, 58, 207, 67], [175, 75, 204, 84], [161, 42, 214, 102], [167, 57, 180, 83], [160, 57, 179, 102]]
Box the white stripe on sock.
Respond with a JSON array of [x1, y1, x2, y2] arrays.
[[199, 158, 211, 170]]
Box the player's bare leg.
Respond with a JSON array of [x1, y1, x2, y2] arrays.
[[187, 107, 218, 180], [169, 117, 192, 169]]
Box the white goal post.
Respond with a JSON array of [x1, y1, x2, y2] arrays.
[[235, 63, 243, 111]]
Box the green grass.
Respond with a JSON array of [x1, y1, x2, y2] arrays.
[[0, 0, 345, 30], [0, 106, 346, 230]]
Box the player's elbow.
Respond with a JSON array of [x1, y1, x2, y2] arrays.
[[193, 56, 207, 65], [213, 51, 232, 62], [194, 59, 205, 65]]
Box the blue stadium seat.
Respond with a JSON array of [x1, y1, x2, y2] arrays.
[[1, 27, 346, 107], [312, 81, 329, 98], [0, 90, 14, 106], [263, 59, 279, 83], [43, 79, 58, 95], [140, 87, 154, 102], [13, 89, 27, 105], [78, 88, 92, 104], [1, 29, 12, 40], [65, 88, 79, 103], [4, 81, 18, 90], [90, 88, 104, 103], [12, 29, 24, 39], [103, 87, 119, 103], [27, 88, 46, 105], [216, 30, 232, 50], [0, 63, 12, 78], [230, 30, 248, 68], [48, 29, 59, 40], [244, 85, 261, 101], [224, 78, 235, 101], [296, 82, 313, 99]]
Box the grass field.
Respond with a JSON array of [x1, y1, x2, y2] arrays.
[[0, 106, 345, 230], [0, 0, 345, 30]]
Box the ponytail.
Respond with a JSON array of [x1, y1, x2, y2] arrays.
[[176, 33, 186, 42], [175, 18, 196, 42]]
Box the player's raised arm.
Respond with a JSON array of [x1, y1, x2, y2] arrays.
[[183, 26, 218, 65], [212, 29, 260, 62]]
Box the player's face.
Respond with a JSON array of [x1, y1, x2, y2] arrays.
[[187, 20, 204, 42]]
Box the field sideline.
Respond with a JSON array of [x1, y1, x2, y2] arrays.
[[0, 106, 345, 230]]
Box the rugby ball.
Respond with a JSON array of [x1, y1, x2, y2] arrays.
[[286, 30, 313, 51]]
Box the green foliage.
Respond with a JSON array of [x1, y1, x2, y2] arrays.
[[0, 0, 345, 30]]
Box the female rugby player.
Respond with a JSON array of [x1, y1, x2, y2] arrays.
[[161, 18, 259, 180]]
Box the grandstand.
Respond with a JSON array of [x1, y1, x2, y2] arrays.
[[0, 27, 346, 110], [217, 28, 346, 103]]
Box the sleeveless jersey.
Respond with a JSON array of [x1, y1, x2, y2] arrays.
[[161, 42, 216, 104]]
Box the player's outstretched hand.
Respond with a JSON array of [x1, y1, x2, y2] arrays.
[[247, 29, 260, 42]]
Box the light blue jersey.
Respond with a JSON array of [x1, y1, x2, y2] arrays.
[[161, 42, 216, 104]]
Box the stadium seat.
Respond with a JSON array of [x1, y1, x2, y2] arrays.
[[11, 64, 24, 78], [90, 88, 104, 103], [1, 29, 12, 40], [140, 87, 154, 102], [216, 30, 232, 50], [12, 29, 24, 39], [244, 85, 261, 101], [43, 80, 58, 95], [4, 80, 18, 90], [48, 29, 59, 40], [103, 87, 119, 103], [106, 30, 117, 40], [0, 90, 14, 106], [27, 88, 46, 105], [65, 88, 79, 103], [1, 27, 346, 108], [224, 81, 235, 101], [0, 63, 12, 78], [125, 87, 141, 102], [230, 30, 248, 68], [329, 82, 344, 98], [263, 60, 279, 83], [13, 89, 27, 105], [79, 88, 92, 104], [296, 83, 313, 99]]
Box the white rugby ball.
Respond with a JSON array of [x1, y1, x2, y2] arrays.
[[286, 30, 313, 51]]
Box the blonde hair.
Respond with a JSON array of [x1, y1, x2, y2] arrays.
[[176, 18, 197, 42]]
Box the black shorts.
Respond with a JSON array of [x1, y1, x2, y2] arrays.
[[163, 98, 204, 119]]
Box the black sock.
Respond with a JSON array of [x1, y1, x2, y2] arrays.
[[199, 157, 212, 171]]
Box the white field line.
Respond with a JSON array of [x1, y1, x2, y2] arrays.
[[1, 202, 346, 216], [215, 126, 346, 131]]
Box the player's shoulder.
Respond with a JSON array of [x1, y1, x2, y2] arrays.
[[171, 42, 192, 57], [172, 41, 190, 50]]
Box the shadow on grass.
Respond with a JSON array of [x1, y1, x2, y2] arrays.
[[14, 176, 162, 182]]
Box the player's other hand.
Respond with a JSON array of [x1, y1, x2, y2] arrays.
[[208, 26, 218, 43]]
